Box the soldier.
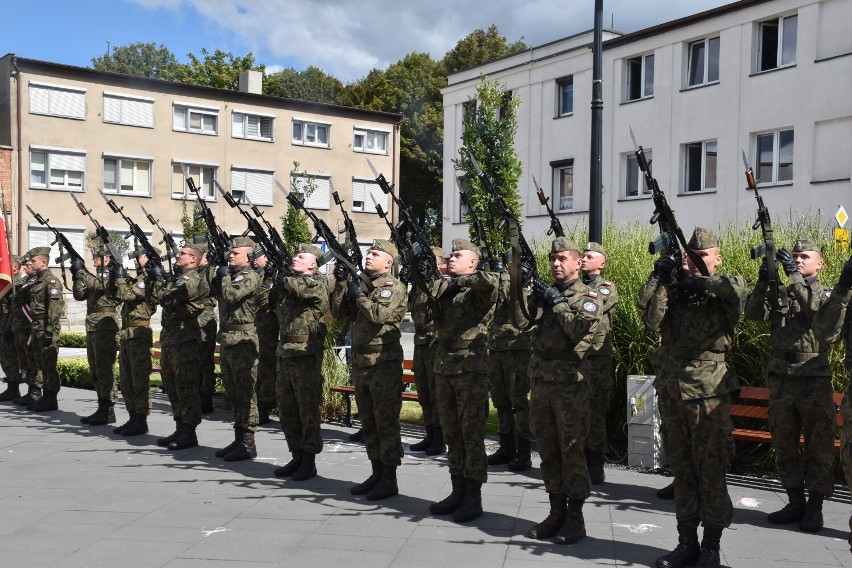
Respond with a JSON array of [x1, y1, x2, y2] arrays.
[[745, 240, 834, 531], [272, 244, 328, 481], [518, 238, 599, 545], [486, 250, 533, 471], [409, 247, 446, 456], [107, 247, 160, 437], [813, 255, 852, 550], [426, 239, 497, 523], [11, 256, 39, 406], [70, 238, 120, 426], [580, 242, 619, 485], [644, 228, 746, 568], [332, 240, 408, 501], [0, 256, 24, 401], [152, 242, 209, 450], [26, 247, 66, 413], [196, 240, 219, 415], [252, 249, 279, 426]]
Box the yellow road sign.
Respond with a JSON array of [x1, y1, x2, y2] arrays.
[[836, 228, 850, 252], [837, 206, 848, 228]]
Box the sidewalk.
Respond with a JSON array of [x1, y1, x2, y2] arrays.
[[1, 387, 851, 568]]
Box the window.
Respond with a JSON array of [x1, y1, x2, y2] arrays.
[[173, 104, 219, 135], [757, 15, 797, 72], [231, 168, 274, 206], [755, 129, 794, 184], [103, 93, 154, 127], [30, 148, 86, 191], [624, 151, 651, 198], [353, 128, 389, 154], [552, 161, 574, 211], [290, 174, 330, 209], [172, 162, 217, 200], [687, 37, 720, 87], [683, 140, 717, 193], [625, 53, 654, 101], [352, 179, 386, 213], [29, 226, 85, 268], [103, 156, 152, 195], [232, 111, 273, 141], [556, 77, 574, 117], [29, 82, 85, 119], [292, 120, 330, 148]]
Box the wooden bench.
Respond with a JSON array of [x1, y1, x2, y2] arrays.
[[330, 359, 417, 427], [731, 385, 843, 450], [151, 340, 221, 375]]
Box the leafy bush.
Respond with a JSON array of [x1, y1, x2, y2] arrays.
[[58, 332, 87, 348], [58, 357, 119, 390]]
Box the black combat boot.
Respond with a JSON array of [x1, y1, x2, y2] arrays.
[[30, 389, 58, 412], [274, 450, 304, 477], [526, 493, 567, 539], [366, 464, 399, 501], [430, 475, 466, 515], [224, 430, 257, 462], [767, 487, 806, 524], [695, 526, 722, 568], [555, 498, 586, 544], [587, 450, 606, 485], [88, 401, 116, 426], [452, 478, 483, 522], [167, 424, 198, 450], [257, 402, 271, 426], [0, 381, 21, 402], [349, 428, 364, 442], [799, 491, 825, 533], [113, 414, 135, 435], [655, 521, 700, 568], [291, 452, 317, 481], [14, 385, 40, 406], [157, 422, 182, 447], [409, 426, 434, 452], [425, 427, 446, 456], [487, 434, 515, 466], [80, 398, 106, 424], [508, 437, 532, 472], [657, 482, 675, 500], [351, 460, 382, 494], [215, 430, 241, 458], [200, 393, 214, 414], [121, 414, 148, 437]]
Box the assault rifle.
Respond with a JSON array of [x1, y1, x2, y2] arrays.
[[744, 150, 787, 315], [141, 205, 181, 267], [331, 183, 363, 271], [455, 179, 492, 267], [629, 127, 708, 279], [26, 205, 86, 286], [370, 193, 415, 284], [183, 170, 230, 266], [532, 175, 565, 238], [99, 190, 167, 275], [68, 192, 122, 264], [240, 194, 288, 265]]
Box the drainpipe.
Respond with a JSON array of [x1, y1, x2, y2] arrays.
[[12, 56, 22, 254]]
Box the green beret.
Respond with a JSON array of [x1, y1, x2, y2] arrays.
[[792, 239, 821, 254], [451, 238, 479, 254], [12, 255, 23, 265], [371, 239, 398, 259], [687, 227, 719, 250], [551, 237, 581, 255], [231, 236, 255, 249], [28, 246, 51, 259], [298, 243, 323, 258], [182, 242, 206, 255], [584, 241, 607, 258], [128, 246, 161, 260], [431, 246, 445, 259]]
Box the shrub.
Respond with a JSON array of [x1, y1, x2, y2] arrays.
[[58, 357, 94, 390], [58, 332, 87, 348]]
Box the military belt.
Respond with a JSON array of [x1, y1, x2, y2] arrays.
[[773, 351, 823, 363], [537, 348, 583, 361], [221, 323, 255, 332], [164, 319, 199, 330], [354, 344, 385, 354], [124, 321, 150, 328], [668, 347, 726, 362], [283, 334, 309, 343], [94, 308, 116, 314], [442, 338, 485, 351]]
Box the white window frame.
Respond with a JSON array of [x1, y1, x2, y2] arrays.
[[351, 178, 386, 213], [754, 128, 794, 185], [552, 161, 574, 212], [623, 151, 652, 199], [756, 14, 798, 73], [290, 172, 331, 210], [172, 103, 219, 135], [353, 127, 389, 155], [28, 225, 86, 268], [29, 146, 86, 192], [682, 140, 718, 194], [555, 76, 574, 117], [686, 37, 720, 88], [103, 92, 155, 128], [292, 119, 331, 148], [230, 166, 274, 207], [28, 81, 86, 120], [172, 161, 218, 201], [103, 154, 153, 196], [624, 53, 654, 102], [232, 110, 274, 142]]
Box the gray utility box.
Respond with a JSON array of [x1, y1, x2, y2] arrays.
[[626, 375, 666, 469]]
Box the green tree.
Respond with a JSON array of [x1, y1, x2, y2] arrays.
[[85, 230, 129, 262], [443, 24, 528, 76], [180, 201, 207, 242], [264, 66, 344, 104], [454, 78, 523, 256], [178, 48, 264, 90], [91, 42, 186, 81], [282, 162, 316, 256]]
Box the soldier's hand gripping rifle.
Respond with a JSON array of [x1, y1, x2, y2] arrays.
[[331, 183, 363, 271], [26, 204, 86, 287], [99, 190, 166, 276], [629, 127, 709, 282], [532, 175, 565, 238], [744, 150, 787, 315], [68, 192, 122, 268], [183, 169, 230, 266], [240, 193, 288, 266], [141, 205, 180, 271]]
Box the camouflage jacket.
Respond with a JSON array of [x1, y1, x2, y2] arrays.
[[109, 275, 159, 339], [430, 271, 498, 376], [582, 273, 618, 356], [254, 269, 279, 334], [274, 272, 328, 359], [214, 266, 260, 348], [645, 274, 747, 400], [72, 269, 119, 331], [197, 264, 218, 328], [745, 273, 831, 376], [489, 270, 531, 353], [30, 268, 65, 336], [332, 272, 407, 368], [410, 287, 436, 346], [155, 269, 209, 346], [11, 274, 33, 331], [813, 284, 852, 371]]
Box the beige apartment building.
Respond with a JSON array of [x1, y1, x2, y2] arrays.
[[0, 55, 402, 270]]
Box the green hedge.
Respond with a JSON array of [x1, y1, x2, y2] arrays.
[[58, 332, 87, 348]]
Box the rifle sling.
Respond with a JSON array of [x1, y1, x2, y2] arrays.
[[673, 227, 710, 277], [507, 218, 539, 331]]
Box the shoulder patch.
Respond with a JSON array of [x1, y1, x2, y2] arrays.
[[583, 301, 598, 313], [599, 288, 611, 295], [137, 281, 146, 290], [586, 291, 598, 299], [49, 280, 56, 285], [379, 289, 393, 298], [233, 275, 244, 282], [50, 288, 59, 295], [825, 291, 831, 298]]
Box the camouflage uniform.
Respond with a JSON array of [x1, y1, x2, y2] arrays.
[[254, 266, 279, 422], [0, 273, 20, 394], [11, 273, 39, 401], [29, 262, 66, 409], [411, 285, 441, 449], [198, 263, 219, 407]]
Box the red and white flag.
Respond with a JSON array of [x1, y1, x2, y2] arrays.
[[0, 215, 13, 300]]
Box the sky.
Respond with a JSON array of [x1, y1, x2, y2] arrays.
[[3, 0, 733, 83]]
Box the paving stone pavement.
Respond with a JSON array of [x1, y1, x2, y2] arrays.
[[2, 386, 852, 568]]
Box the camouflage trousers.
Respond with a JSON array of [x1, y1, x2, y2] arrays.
[[33, 334, 60, 392], [659, 393, 733, 529], [354, 360, 404, 466], [221, 340, 259, 432], [413, 339, 440, 428], [118, 330, 152, 416], [1, 327, 18, 382], [839, 377, 852, 514], [277, 352, 324, 455], [255, 327, 278, 408], [199, 315, 217, 396], [160, 339, 202, 427], [436, 370, 489, 483], [583, 354, 613, 454], [15, 328, 39, 389], [87, 329, 118, 402], [530, 375, 590, 500], [487, 348, 531, 441], [768, 374, 836, 496]]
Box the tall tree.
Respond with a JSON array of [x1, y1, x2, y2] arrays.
[[443, 24, 528, 76], [91, 42, 186, 81], [282, 162, 317, 256], [178, 48, 264, 90], [265, 66, 344, 104]]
